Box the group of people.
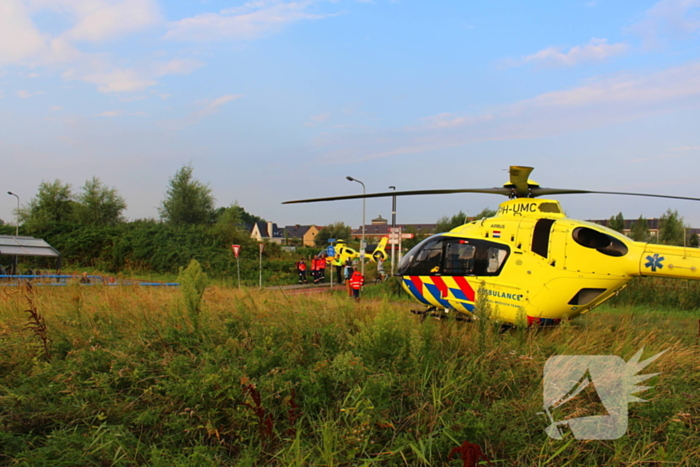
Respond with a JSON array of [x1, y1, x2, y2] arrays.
[[295, 257, 327, 284], [295, 255, 373, 300]]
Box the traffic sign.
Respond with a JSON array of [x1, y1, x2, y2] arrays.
[[388, 233, 414, 239], [327, 246, 336, 257], [389, 227, 401, 233], [231, 244, 241, 258]]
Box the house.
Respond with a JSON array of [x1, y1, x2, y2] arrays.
[[283, 225, 322, 247], [351, 215, 436, 243], [250, 222, 285, 244]]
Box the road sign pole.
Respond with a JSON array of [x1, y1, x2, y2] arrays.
[[232, 245, 242, 289], [327, 240, 336, 290]]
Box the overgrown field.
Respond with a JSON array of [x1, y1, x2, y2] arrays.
[[1, 281, 698, 466]]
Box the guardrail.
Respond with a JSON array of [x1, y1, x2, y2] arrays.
[[0, 275, 179, 287]]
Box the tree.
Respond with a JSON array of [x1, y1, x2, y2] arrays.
[[315, 222, 351, 247], [435, 207, 496, 233], [473, 207, 497, 219], [658, 209, 685, 246], [608, 212, 625, 233], [630, 216, 650, 242], [211, 203, 254, 245], [689, 232, 699, 248], [19, 180, 75, 230], [213, 203, 264, 226], [74, 177, 127, 226], [435, 210, 469, 233], [159, 165, 215, 225], [402, 225, 430, 251]]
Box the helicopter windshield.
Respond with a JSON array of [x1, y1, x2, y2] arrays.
[[398, 235, 510, 276]]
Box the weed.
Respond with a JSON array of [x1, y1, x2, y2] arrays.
[[448, 440, 493, 466], [178, 259, 208, 333], [23, 283, 52, 360], [0, 285, 698, 465]]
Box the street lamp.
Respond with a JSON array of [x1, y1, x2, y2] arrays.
[[7, 192, 19, 237], [346, 176, 366, 276]]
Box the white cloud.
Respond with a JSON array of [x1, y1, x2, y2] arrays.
[[518, 38, 629, 67], [316, 60, 700, 163], [194, 94, 244, 118], [158, 94, 244, 130], [69, 67, 156, 93], [55, 0, 161, 43], [164, 0, 338, 42], [0, 0, 47, 66], [153, 58, 204, 76], [0, 0, 163, 94], [94, 110, 147, 117], [417, 113, 493, 129], [670, 146, 700, 151], [627, 0, 700, 47], [16, 90, 44, 98]]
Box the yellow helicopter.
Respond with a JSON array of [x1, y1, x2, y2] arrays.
[[284, 166, 700, 325], [325, 237, 389, 268]]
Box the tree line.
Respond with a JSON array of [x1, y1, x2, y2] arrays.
[[606, 210, 699, 247], [1, 165, 271, 275], [2, 165, 697, 275]]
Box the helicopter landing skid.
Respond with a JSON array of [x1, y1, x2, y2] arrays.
[[410, 307, 473, 323]]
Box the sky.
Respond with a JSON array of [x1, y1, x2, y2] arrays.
[[2, 0, 700, 230]]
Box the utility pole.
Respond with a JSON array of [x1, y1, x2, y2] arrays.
[[7, 191, 19, 236], [346, 177, 366, 276], [389, 186, 396, 276]]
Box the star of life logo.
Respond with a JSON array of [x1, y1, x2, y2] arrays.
[[541, 348, 666, 440]]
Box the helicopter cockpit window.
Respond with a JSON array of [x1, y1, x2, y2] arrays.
[[398, 236, 510, 277]]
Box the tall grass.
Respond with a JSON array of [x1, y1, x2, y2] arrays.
[[0, 281, 698, 465]]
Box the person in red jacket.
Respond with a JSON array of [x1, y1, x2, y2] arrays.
[[296, 259, 307, 284], [349, 269, 364, 300], [310, 257, 319, 283], [318, 255, 326, 282]]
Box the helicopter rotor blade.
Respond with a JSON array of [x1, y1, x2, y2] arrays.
[[282, 187, 512, 204], [531, 188, 700, 202]]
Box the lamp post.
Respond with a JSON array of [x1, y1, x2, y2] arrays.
[[389, 186, 396, 276], [7, 192, 19, 237], [346, 176, 366, 276]]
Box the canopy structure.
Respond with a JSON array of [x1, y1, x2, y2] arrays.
[[0, 235, 61, 259]]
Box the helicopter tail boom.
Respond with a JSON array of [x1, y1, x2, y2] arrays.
[[638, 244, 700, 280]]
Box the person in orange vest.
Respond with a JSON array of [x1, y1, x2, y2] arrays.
[[296, 259, 308, 284], [349, 269, 364, 301], [310, 256, 318, 283], [318, 255, 326, 282]]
